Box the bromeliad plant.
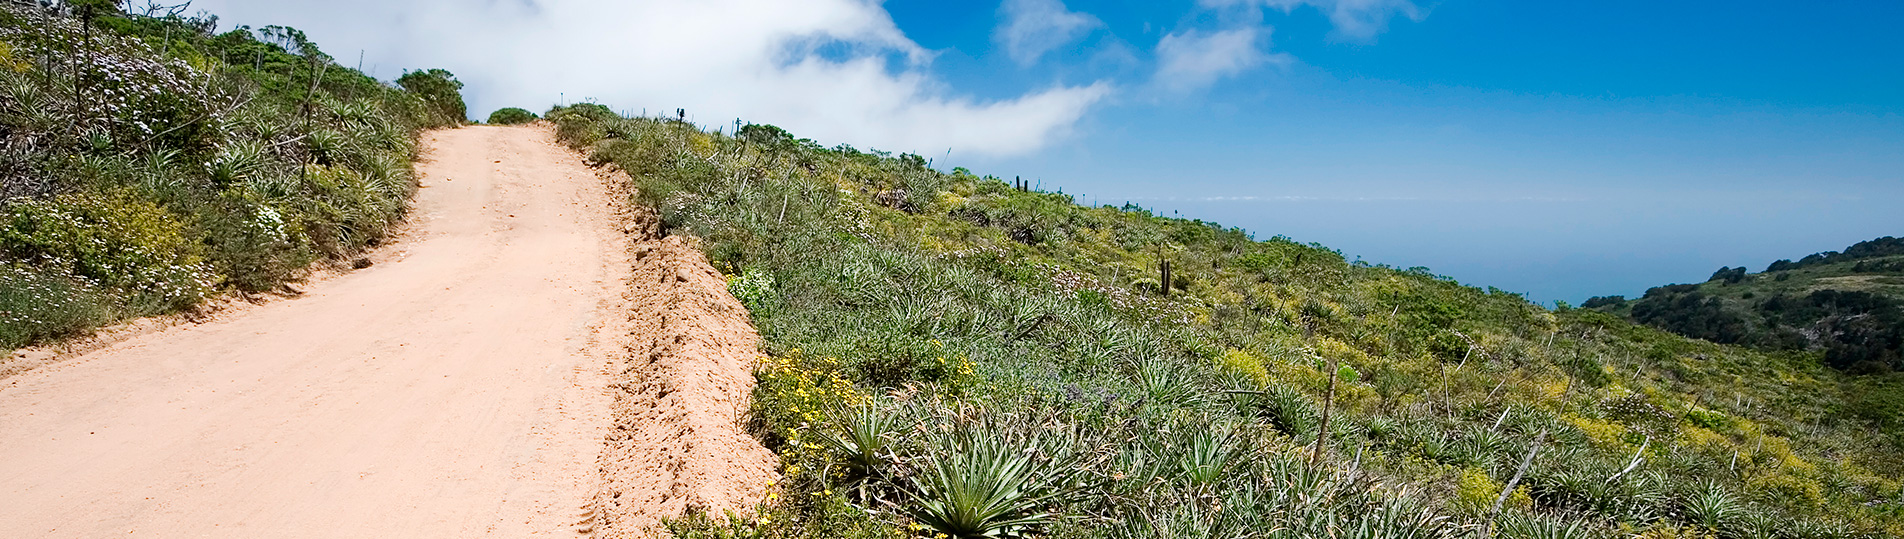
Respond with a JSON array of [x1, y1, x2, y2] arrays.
[[896, 408, 1101, 539], [808, 397, 902, 503], [903, 431, 1060, 538], [797, 397, 1115, 539]]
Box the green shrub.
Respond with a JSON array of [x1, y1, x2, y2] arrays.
[[727, 267, 778, 317], [1683, 407, 1732, 432], [0, 263, 110, 349], [485, 107, 538, 125], [0, 192, 209, 312], [197, 197, 313, 293]]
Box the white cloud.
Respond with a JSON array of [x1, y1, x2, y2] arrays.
[[1153, 28, 1280, 93], [193, 0, 1109, 157], [994, 0, 1102, 66], [1203, 0, 1423, 41]]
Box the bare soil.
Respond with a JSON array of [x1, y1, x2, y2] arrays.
[[593, 236, 779, 536], [0, 125, 775, 538]]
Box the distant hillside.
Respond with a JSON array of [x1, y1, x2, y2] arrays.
[[1586, 237, 1904, 374]]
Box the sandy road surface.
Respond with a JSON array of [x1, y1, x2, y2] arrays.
[[0, 126, 630, 537]]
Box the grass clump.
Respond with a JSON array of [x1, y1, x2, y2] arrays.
[[553, 108, 1904, 538], [0, 4, 464, 353]]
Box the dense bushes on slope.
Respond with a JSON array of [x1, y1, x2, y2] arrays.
[[1591, 238, 1904, 374], [0, 4, 462, 350], [1765, 237, 1904, 273], [553, 106, 1903, 538], [1628, 285, 1750, 345]]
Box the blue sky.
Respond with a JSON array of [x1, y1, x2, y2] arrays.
[[203, 0, 1904, 304]]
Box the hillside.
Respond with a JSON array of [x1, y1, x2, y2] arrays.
[[546, 106, 1904, 538], [1585, 237, 1904, 374], [4, 3, 1900, 537], [0, 3, 463, 353]]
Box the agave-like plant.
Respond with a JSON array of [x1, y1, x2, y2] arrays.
[[1353, 495, 1462, 539], [83, 129, 113, 153], [1109, 493, 1272, 539], [1453, 427, 1510, 467], [1131, 356, 1201, 410], [327, 98, 381, 131], [1253, 383, 1317, 437], [904, 434, 1057, 538], [900, 409, 1098, 539], [133, 149, 183, 196], [207, 140, 267, 187], [1602, 470, 1669, 524], [1405, 424, 1455, 464], [1782, 516, 1849, 539], [242, 112, 286, 142], [1175, 421, 1243, 489], [305, 128, 350, 165], [1, 72, 57, 132], [809, 398, 902, 502], [1527, 464, 1599, 512], [1360, 415, 1399, 442], [1729, 509, 1783, 539], [360, 153, 412, 199], [245, 172, 298, 201], [604, 119, 644, 141], [1677, 480, 1741, 531]]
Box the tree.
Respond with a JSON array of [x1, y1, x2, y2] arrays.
[[396, 69, 467, 126], [1708, 266, 1746, 284], [486, 107, 537, 125], [739, 123, 794, 150], [1582, 295, 1626, 309], [1843, 236, 1904, 259]]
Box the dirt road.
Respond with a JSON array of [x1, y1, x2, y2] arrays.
[[0, 126, 672, 537]]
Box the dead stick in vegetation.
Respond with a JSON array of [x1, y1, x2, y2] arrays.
[[1606, 436, 1648, 484], [1309, 353, 1339, 469], [1484, 429, 1547, 537], [302, 59, 329, 131], [1008, 313, 1052, 342], [1439, 362, 1453, 420]]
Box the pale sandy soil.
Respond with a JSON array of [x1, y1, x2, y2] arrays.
[[594, 236, 779, 536], [0, 125, 775, 538]]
